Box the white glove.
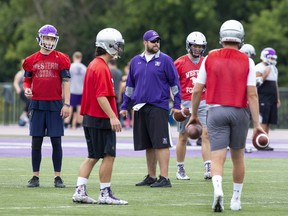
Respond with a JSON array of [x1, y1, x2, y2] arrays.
[[256, 77, 263, 87]]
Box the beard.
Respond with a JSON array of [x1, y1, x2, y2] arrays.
[[146, 45, 159, 54]]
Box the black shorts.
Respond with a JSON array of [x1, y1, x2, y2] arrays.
[[133, 104, 172, 150], [83, 115, 116, 159], [259, 102, 278, 124]]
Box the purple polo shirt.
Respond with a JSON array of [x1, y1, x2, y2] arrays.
[[121, 51, 181, 111]]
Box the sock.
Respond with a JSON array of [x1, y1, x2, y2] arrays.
[[76, 177, 88, 187], [204, 160, 211, 165], [177, 162, 185, 170], [100, 183, 111, 190], [232, 183, 243, 201], [212, 175, 223, 194]]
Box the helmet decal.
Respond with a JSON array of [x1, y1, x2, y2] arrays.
[[260, 47, 277, 65]]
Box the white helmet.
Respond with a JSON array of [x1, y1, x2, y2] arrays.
[[219, 20, 244, 44], [186, 31, 207, 57], [95, 28, 124, 58], [260, 47, 277, 65], [240, 44, 256, 58]]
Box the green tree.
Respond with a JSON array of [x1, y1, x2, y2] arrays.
[[0, 0, 116, 80], [102, 0, 219, 64], [0, 0, 287, 87], [247, 0, 288, 86]]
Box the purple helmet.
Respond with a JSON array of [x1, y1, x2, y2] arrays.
[[260, 47, 277, 65], [36, 24, 59, 50]]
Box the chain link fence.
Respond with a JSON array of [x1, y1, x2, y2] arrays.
[[1, 83, 288, 128], [0, 83, 24, 125]]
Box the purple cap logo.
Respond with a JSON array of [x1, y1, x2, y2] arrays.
[[143, 30, 161, 41]]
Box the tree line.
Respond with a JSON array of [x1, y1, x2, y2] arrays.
[[0, 0, 287, 86]]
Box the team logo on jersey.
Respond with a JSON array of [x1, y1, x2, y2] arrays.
[[155, 61, 161, 67], [186, 70, 198, 78], [33, 62, 59, 78]]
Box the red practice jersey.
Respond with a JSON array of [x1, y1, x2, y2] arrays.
[[205, 48, 249, 108], [174, 55, 205, 101], [23, 50, 71, 100], [81, 57, 118, 118]]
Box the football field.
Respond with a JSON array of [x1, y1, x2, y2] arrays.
[[0, 125, 287, 216]]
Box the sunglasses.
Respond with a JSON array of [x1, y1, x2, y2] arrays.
[[150, 39, 160, 44]]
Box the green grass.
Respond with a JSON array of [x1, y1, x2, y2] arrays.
[[0, 156, 288, 216]]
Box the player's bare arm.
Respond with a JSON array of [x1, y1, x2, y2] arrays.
[[60, 77, 71, 119], [98, 96, 122, 132]]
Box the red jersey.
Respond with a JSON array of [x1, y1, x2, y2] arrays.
[[205, 48, 249, 107], [23, 50, 70, 100], [174, 55, 205, 100], [80, 57, 118, 118]]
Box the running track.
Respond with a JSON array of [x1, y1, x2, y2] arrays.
[[0, 125, 287, 159]]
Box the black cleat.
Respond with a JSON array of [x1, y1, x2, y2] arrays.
[[259, 146, 274, 151], [135, 175, 157, 186], [27, 176, 40, 187], [150, 176, 172, 188], [54, 176, 66, 188]]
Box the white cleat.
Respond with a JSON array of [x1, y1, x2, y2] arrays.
[[98, 187, 128, 205], [204, 171, 211, 180], [176, 165, 190, 180], [212, 191, 224, 212], [230, 199, 241, 211], [176, 171, 190, 180], [72, 185, 97, 204], [72, 194, 97, 204]]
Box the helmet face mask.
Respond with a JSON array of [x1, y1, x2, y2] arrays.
[[186, 31, 207, 57], [240, 44, 256, 58], [260, 47, 277, 65], [37, 24, 59, 51], [109, 41, 124, 58], [95, 28, 125, 59], [219, 20, 244, 45]]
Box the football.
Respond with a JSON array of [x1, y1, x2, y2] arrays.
[[252, 132, 269, 150], [185, 123, 202, 139], [173, 108, 190, 122]]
